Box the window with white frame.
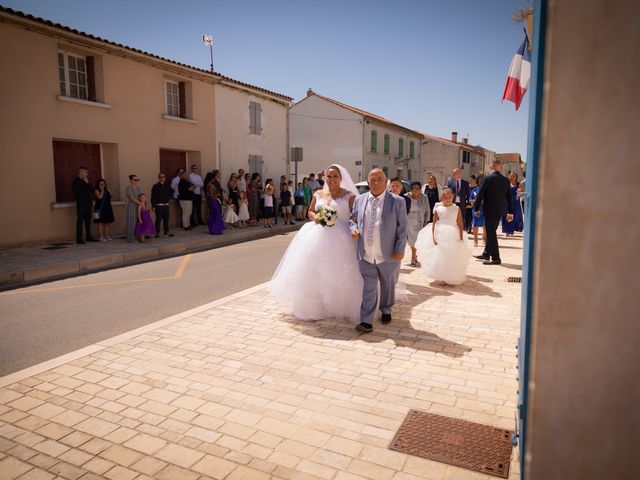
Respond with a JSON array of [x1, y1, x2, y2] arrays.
[[165, 81, 180, 117], [58, 51, 88, 100]]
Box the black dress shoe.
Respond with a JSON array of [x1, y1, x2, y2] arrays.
[[86, 238, 99, 242], [474, 254, 490, 260], [381, 314, 392, 325], [483, 259, 502, 265], [76, 240, 85, 244], [355, 323, 373, 333]]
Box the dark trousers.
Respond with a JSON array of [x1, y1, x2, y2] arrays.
[[191, 194, 203, 226], [456, 203, 467, 230], [465, 207, 473, 232], [483, 216, 501, 261], [76, 203, 93, 241], [154, 205, 170, 234]]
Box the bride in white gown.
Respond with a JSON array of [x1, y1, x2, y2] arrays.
[[269, 165, 363, 321]]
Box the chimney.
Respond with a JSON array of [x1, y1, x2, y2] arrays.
[[462, 137, 468, 144], [307, 88, 314, 96], [451, 132, 458, 143]]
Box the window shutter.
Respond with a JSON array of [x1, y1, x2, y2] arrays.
[[371, 131, 377, 152], [178, 82, 186, 118], [86, 56, 96, 102], [384, 134, 390, 154], [256, 103, 262, 135], [409, 141, 415, 158], [249, 102, 256, 134], [399, 138, 404, 156]]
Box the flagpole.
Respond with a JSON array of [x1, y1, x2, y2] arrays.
[[202, 35, 214, 73]]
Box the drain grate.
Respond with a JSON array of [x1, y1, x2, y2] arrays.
[[507, 276, 521, 283], [389, 410, 514, 478]]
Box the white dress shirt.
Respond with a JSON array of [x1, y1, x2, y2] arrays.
[[188, 172, 204, 195], [363, 190, 387, 264], [238, 177, 247, 193], [170, 176, 180, 199]]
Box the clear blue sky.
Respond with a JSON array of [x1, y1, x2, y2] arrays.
[[5, 0, 530, 159]]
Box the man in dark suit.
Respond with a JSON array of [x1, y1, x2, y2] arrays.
[[473, 158, 514, 265], [72, 167, 97, 244], [447, 168, 470, 229]]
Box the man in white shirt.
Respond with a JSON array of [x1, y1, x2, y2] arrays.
[[188, 164, 205, 226], [238, 168, 247, 193], [171, 168, 185, 227], [350, 168, 408, 333]]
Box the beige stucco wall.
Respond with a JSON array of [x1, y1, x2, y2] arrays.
[[525, 0, 640, 478], [289, 95, 363, 182], [214, 84, 288, 182], [363, 122, 421, 182], [420, 138, 460, 185], [0, 18, 216, 247]]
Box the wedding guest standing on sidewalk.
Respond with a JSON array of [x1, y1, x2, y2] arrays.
[[470, 174, 486, 247], [207, 179, 224, 235], [151, 173, 174, 238], [474, 158, 513, 265], [93, 178, 115, 241], [188, 165, 205, 226], [178, 171, 195, 231], [502, 172, 524, 236], [125, 174, 142, 243], [134, 193, 155, 242], [72, 167, 98, 244]]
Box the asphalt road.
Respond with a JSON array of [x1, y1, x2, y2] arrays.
[[0, 233, 294, 376]]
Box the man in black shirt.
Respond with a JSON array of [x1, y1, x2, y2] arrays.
[[178, 171, 195, 231], [151, 172, 175, 238], [72, 167, 97, 244]]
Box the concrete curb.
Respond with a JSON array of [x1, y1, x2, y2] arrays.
[[0, 282, 269, 388], [0, 223, 301, 290]]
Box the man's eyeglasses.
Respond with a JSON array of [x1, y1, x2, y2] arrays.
[[133, 178, 140, 181], [411, 187, 421, 191]]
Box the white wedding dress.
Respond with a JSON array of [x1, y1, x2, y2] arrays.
[[269, 191, 363, 322], [415, 202, 471, 285]]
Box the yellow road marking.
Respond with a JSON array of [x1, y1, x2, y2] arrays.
[[0, 254, 191, 296]]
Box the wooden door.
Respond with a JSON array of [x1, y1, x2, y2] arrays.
[[52, 140, 101, 202], [159, 149, 187, 178]]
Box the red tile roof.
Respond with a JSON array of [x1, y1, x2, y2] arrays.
[[303, 92, 422, 136], [0, 6, 293, 102]]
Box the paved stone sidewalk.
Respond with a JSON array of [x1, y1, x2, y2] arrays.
[[0, 235, 523, 479], [0, 223, 300, 289]]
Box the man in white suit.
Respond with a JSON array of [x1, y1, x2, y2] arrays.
[[350, 168, 408, 333]]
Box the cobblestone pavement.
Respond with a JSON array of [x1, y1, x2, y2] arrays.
[[0, 235, 523, 479]]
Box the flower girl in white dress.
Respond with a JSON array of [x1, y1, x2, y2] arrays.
[[415, 188, 471, 285]]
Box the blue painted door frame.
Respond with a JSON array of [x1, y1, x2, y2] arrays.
[[518, 0, 547, 476]]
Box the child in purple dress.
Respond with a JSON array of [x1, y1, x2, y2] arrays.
[[134, 194, 155, 242]]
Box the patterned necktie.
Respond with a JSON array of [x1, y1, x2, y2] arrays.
[[367, 196, 379, 247]]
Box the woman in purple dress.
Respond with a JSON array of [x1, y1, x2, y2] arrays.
[[134, 194, 155, 242], [207, 180, 224, 235]]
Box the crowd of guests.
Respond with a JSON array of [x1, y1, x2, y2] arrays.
[[72, 167, 331, 244], [72, 164, 524, 250]]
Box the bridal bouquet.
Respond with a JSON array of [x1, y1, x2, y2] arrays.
[[315, 205, 337, 227]]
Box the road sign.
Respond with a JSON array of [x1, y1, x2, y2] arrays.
[[291, 147, 303, 163]]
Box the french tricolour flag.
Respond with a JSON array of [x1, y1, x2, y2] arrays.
[[502, 33, 531, 110]]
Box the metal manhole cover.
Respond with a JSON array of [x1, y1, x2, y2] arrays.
[[389, 410, 514, 478], [507, 276, 521, 283]]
